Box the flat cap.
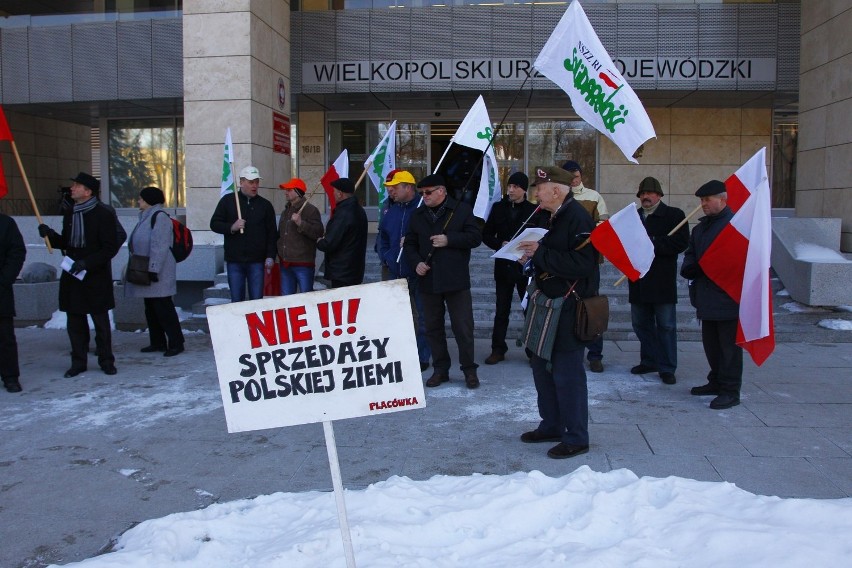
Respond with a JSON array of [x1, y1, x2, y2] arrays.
[[331, 177, 355, 194], [695, 180, 726, 197], [417, 174, 446, 188]]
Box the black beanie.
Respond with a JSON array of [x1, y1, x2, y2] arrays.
[[140, 186, 166, 205], [507, 172, 529, 191]]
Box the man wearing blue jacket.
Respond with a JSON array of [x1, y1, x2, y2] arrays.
[[378, 170, 430, 371]]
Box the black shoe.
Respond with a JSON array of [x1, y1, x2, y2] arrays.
[[630, 364, 656, 375], [589, 360, 604, 373], [101, 364, 118, 376], [64, 367, 86, 378], [660, 372, 676, 385], [141, 345, 166, 353], [425, 372, 449, 387], [484, 352, 505, 365], [520, 430, 561, 444], [691, 383, 720, 396], [464, 371, 480, 389], [420, 361, 430, 372], [4, 380, 22, 393], [547, 443, 590, 459], [709, 394, 740, 410], [164, 346, 185, 357]]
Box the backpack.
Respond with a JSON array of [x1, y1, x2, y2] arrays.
[[151, 210, 193, 262]]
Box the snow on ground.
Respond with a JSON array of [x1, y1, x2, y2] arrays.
[[793, 243, 851, 263], [779, 301, 831, 314], [818, 319, 852, 331], [55, 467, 852, 568]]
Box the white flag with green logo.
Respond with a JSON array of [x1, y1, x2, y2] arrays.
[[534, 0, 656, 164], [365, 121, 397, 211], [220, 128, 236, 197], [451, 95, 502, 220]]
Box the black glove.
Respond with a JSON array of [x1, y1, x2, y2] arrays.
[[681, 263, 704, 280], [148, 272, 159, 283], [69, 260, 86, 275], [38, 224, 52, 238]]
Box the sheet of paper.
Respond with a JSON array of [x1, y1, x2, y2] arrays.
[[61, 255, 87, 281], [491, 227, 548, 261]]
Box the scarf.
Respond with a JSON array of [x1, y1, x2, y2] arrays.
[[70, 197, 99, 248]]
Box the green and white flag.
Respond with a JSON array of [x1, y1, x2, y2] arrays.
[[365, 121, 397, 213], [220, 128, 236, 197], [534, 0, 656, 163], [452, 95, 502, 221]]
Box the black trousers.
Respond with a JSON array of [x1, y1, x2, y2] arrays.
[[491, 275, 527, 354], [701, 319, 743, 396], [0, 316, 19, 380], [421, 288, 477, 374], [144, 297, 184, 349], [67, 311, 113, 370]]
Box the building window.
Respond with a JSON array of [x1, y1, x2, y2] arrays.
[[527, 120, 597, 194], [772, 115, 797, 208], [107, 118, 184, 208]]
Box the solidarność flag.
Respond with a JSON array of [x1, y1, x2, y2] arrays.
[[590, 202, 654, 281], [699, 147, 775, 365]]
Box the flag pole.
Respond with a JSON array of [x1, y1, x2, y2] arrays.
[[353, 164, 369, 190], [9, 140, 53, 253], [230, 160, 244, 234], [611, 203, 702, 286]]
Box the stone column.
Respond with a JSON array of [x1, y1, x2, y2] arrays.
[[183, 0, 292, 235], [797, 2, 852, 251]]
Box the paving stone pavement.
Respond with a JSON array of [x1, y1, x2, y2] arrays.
[[0, 327, 851, 567]]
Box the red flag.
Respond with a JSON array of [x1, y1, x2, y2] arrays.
[[699, 148, 775, 365], [320, 149, 349, 213], [590, 203, 654, 281], [0, 105, 12, 199]]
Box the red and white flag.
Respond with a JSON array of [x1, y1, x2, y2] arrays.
[[0, 105, 13, 199], [699, 147, 775, 365], [590, 203, 654, 281], [320, 149, 349, 213]]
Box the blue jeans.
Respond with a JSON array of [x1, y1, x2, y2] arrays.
[[280, 265, 315, 295], [227, 261, 265, 302], [586, 336, 603, 361], [530, 348, 588, 446], [630, 302, 678, 373]]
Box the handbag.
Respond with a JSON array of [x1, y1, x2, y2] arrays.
[[520, 280, 578, 363], [126, 254, 151, 286], [572, 290, 609, 342]]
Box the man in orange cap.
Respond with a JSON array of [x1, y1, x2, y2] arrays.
[[276, 178, 324, 294]]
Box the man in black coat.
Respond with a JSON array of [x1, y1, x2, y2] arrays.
[[0, 213, 26, 393], [210, 166, 278, 302], [39, 172, 119, 377], [316, 177, 368, 288], [517, 166, 598, 459], [481, 171, 548, 364], [628, 177, 689, 385], [680, 180, 742, 410], [404, 174, 483, 389]]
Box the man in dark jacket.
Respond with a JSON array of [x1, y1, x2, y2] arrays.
[[39, 172, 119, 377], [481, 171, 548, 364], [404, 174, 483, 389], [628, 177, 689, 385], [517, 167, 598, 459], [378, 169, 430, 370], [316, 178, 368, 288], [0, 213, 26, 392], [680, 180, 742, 410], [210, 166, 278, 302]]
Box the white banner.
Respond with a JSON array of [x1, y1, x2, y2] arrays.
[[208, 280, 426, 433]]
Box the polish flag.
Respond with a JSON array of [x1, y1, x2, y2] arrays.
[[320, 149, 349, 213], [0, 105, 13, 199], [699, 148, 775, 365], [590, 203, 655, 281]]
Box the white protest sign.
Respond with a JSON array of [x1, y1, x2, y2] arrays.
[[208, 279, 426, 433]]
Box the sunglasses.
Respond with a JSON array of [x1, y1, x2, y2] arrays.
[[421, 187, 443, 196]]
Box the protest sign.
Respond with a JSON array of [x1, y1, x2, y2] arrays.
[[208, 279, 426, 433]]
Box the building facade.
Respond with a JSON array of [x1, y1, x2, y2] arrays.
[[0, 1, 849, 251]]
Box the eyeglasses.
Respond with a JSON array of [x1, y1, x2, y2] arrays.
[[421, 188, 443, 196]]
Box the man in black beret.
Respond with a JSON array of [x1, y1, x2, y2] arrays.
[[403, 174, 483, 388], [628, 177, 689, 385], [38, 172, 119, 377], [481, 171, 548, 364], [316, 177, 368, 288], [680, 179, 743, 409]]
